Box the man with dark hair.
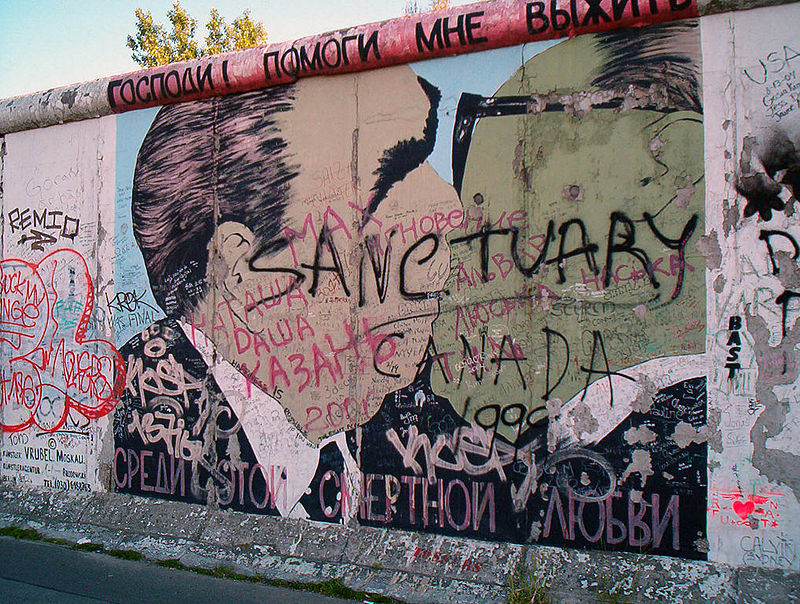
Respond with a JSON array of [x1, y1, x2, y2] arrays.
[[113, 65, 461, 517], [350, 22, 709, 554], [131, 85, 298, 318]]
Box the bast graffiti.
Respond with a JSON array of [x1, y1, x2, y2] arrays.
[[3, 2, 800, 573]]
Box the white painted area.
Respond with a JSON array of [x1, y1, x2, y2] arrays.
[[0, 115, 117, 491], [703, 1, 800, 571]]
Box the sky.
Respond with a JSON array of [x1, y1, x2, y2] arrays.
[[0, 0, 476, 99]]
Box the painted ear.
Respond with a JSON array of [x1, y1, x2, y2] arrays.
[[214, 221, 256, 293]]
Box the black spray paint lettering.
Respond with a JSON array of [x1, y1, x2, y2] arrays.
[[726, 315, 742, 379], [8, 208, 80, 251], [108, 63, 218, 108], [263, 32, 380, 80], [449, 211, 697, 301], [525, 0, 693, 36], [758, 230, 800, 358], [415, 11, 489, 53], [539, 326, 634, 406], [106, 289, 159, 315], [273, 210, 696, 306]]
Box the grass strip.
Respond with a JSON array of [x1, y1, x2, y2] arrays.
[[267, 577, 402, 602], [106, 549, 145, 561], [0, 526, 42, 540]]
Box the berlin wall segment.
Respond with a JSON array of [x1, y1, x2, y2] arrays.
[[2, 1, 800, 600]]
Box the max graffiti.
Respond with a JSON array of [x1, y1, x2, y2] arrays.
[[0, 249, 125, 433]]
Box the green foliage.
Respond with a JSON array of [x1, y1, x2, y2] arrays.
[[157, 557, 188, 570], [43, 538, 73, 546], [204, 8, 267, 56], [127, 1, 267, 68], [506, 548, 555, 604], [270, 577, 401, 602], [167, 1, 200, 62], [106, 549, 144, 561], [0, 526, 42, 540], [74, 542, 104, 552]]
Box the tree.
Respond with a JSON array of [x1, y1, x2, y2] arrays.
[[127, 1, 268, 68], [404, 0, 451, 15], [204, 8, 267, 56]]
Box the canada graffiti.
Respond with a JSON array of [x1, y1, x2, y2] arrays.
[[0, 249, 125, 433], [107, 21, 708, 560]]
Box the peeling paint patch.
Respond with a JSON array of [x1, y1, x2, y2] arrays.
[[649, 134, 664, 154], [674, 183, 695, 209], [60, 88, 78, 108], [621, 450, 653, 488], [696, 230, 722, 270], [528, 520, 542, 542], [572, 403, 599, 435], [776, 251, 800, 290], [671, 421, 707, 448], [562, 184, 583, 202], [707, 407, 723, 454], [630, 375, 657, 413], [624, 425, 657, 445], [633, 304, 647, 321], [740, 135, 758, 175], [722, 199, 739, 237]]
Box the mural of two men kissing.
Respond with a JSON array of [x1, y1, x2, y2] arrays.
[[113, 21, 709, 559]]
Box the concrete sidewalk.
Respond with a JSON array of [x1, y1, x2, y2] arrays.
[[4, 483, 800, 603], [0, 536, 355, 604]]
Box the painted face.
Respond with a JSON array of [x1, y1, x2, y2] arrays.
[[432, 98, 705, 441], [205, 66, 461, 443]]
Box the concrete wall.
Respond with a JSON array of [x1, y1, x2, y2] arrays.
[[1, 0, 799, 589]]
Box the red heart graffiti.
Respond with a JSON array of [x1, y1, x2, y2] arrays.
[[733, 499, 755, 520]]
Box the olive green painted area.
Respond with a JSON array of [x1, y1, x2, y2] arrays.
[[431, 34, 705, 439]]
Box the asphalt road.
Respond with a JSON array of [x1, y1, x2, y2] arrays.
[[0, 536, 356, 604]]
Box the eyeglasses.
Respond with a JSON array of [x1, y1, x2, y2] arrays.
[[451, 87, 681, 196]]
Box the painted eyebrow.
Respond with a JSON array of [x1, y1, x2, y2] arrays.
[[365, 76, 441, 222]]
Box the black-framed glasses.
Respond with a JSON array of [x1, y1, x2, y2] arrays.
[[451, 88, 681, 196]]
